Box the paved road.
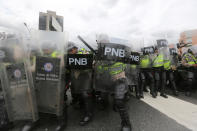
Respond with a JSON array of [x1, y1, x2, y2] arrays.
[[10, 89, 197, 131], [19, 91, 195, 131]]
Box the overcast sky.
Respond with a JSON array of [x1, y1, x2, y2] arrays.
[[0, 0, 197, 47]]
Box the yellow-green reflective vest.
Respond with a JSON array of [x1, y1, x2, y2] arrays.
[[78, 48, 89, 54], [195, 56, 197, 63], [77, 51, 83, 54], [153, 54, 164, 67], [164, 60, 171, 70], [140, 55, 150, 68], [97, 62, 126, 76], [184, 53, 196, 65], [51, 51, 60, 58], [43, 51, 60, 58]]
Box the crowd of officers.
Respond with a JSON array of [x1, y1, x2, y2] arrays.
[[1, 32, 197, 131], [63, 39, 197, 131]]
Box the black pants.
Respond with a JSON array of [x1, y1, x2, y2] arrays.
[[140, 70, 155, 94], [70, 72, 93, 116], [183, 71, 194, 92], [100, 79, 131, 126], [71, 91, 93, 115], [164, 71, 177, 92], [154, 69, 166, 94]]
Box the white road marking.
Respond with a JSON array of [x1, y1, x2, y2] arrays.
[[141, 93, 197, 131]]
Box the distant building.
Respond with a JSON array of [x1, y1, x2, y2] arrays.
[[39, 10, 64, 32], [179, 29, 197, 45]]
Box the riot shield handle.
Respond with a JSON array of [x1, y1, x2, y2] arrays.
[[77, 35, 97, 54]]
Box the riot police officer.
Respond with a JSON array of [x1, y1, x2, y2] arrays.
[[32, 30, 67, 131], [94, 34, 132, 131], [67, 42, 94, 126], [0, 31, 39, 131], [41, 42, 60, 58], [152, 47, 168, 98], [140, 52, 156, 98], [163, 47, 179, 96], [181, 48, 197, 96], [126, 64, 141, 99]]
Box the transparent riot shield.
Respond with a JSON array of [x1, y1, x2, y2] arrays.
[[94, 35, 131, 93], [154, 44, 168, 67], [163, 46, 170, 62], [140, 46, 154, 69], [0, 36, 38, 122], [169, 46, 179, 68], [66, 52, 94, 93], [0, 78, 10, 128], [32, 30, 67, 116], [125, 45, 140, 87]]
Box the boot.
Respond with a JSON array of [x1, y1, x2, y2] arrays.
[[171, 81, 179, 96], [117, 100, 132, 131], [55, 122, 66, 131], [155, 91, 158, 96], [150, 84, 156, 98], [143, 86, 149, 92], [22, 122, 35, 131], [160, 93, 168, 98], [139, 93, 144, 99], [185, 91, 191, 97], [173, 90, 179, 96], [135, 86, 140, 99], [121, 122, 132, 131], [79, 113, 92, 126], [139, 86, 144, 98], [120, 114, 132, 131], [150, 92, 157, 98], [80, 97, 93, 126]]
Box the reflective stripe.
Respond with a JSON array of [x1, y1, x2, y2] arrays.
[[51, 51, 59, 58], [153, 54, 164, 67], [184, 53, 196, 65], [97, 62, 125, 75], [77, 51, 83, 54], [191, 55, 197, 64], [109, 63, 125, 75]]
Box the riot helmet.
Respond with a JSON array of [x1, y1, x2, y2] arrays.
[[41, 41, 56, 56], [67, 41, 78, 54], [188, 48, 193, 54], [96, 34, 110, 43]]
